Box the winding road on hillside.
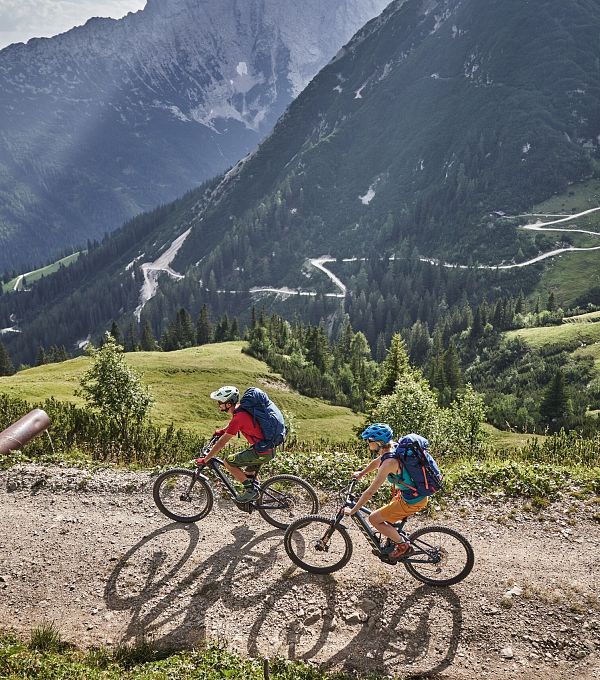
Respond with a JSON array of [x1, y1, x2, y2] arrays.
[[0, 464, 598, 680], [133, 207, 600, 312]]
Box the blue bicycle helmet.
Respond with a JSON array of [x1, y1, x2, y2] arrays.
[[360, 423, 393, 444]]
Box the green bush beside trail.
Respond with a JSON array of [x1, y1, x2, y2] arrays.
[[0, 633, 364, 680]]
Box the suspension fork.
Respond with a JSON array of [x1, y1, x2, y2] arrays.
[[317, 507, 346, 546]]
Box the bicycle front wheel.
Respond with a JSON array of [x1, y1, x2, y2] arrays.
[[153, 468, 214, 523], [257, 474, 319, 529], [403, 525, 474, 586], [284, 515, 353, 574]]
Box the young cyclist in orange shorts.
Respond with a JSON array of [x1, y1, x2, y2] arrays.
[[343, 423, 428, 558]]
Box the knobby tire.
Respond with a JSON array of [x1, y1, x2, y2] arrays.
[[284, 515, 353, 574], [257, 474, 319, 529], [403, 525, 474, 586], [153, 468, 214, 523]]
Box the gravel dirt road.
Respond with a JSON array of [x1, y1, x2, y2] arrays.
[[0, 464, 598, 679]]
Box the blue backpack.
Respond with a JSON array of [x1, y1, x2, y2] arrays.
[[394, 434, 443, 498], [238, 387, 287, 453]]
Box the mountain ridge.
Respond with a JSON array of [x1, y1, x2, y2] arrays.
[[0, 0, 389, 270], [3, 0, 600, 365]]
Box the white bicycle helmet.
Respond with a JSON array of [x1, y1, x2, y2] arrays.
[[210, 385, 240, 404]]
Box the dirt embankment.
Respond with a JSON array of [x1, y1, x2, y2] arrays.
[[0, 464, 598, 679]]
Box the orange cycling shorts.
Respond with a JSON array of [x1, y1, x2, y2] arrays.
[[376, 495, 429, 523]]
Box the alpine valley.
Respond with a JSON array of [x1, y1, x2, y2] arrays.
[[0, 0, 388, 271], [3, 0, 600, 375]]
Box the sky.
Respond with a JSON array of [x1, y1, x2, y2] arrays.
[[0, 1, 147, 50]]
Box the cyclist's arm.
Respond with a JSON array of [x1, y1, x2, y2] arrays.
[[205, 432, 234, 459], [354, 456, 381, 479], [346, 458, 396, 515]]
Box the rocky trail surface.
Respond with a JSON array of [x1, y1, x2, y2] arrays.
[[0, 464, 598, 679]]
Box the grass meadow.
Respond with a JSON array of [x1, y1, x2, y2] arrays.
[[0, 341, 362, 442]]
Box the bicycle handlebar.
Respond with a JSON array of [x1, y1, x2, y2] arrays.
[[195, 434, 223, 466], [199, 434, 220, 455]]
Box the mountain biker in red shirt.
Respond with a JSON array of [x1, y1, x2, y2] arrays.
[[196, 385, 275, 502]]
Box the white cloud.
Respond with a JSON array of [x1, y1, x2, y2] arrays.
[[0, 1, 146, 49]]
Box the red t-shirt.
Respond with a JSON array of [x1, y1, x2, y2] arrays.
[[225, 407, 264, 446]]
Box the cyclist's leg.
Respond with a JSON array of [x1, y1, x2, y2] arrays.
[[370, 496, 429, 543], [226, 448, 274, 500], [225, 447, 269, 478], [223, 459, 249, 484], [243, 448, 275, 483]]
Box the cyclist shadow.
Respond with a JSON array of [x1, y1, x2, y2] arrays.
[[104, 521, 292, 650], [325, 583, 462, 678], [246, 570, 338, 661], [247, 575, 462, 678]]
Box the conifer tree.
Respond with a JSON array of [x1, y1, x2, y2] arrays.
[[176, 308, 195, 348], [0, 341, 15, 376], [373, 333, 411, 398], [196, 304, 213, 345], [124, 322, 139, 352], [229, 317, 240, 340], [109, 321, 123, 346], [540, 370, 570, 427], [375, 333, 387, 363], [35, 346, 47, 366], [213, 314, 230, 342], [469, 307, 484, 344], [443, 342, 463, 397], [515, 290, 525, 315], [305, 326, 331, 373], [407, 320, 431, 366], [140, 320, 158, 351]]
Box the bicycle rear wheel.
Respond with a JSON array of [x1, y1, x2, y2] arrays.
[[153, 468, 214, 523], [403, 525, 474, 586], [284, 515, 352, 574], [257, 474, 319, 529]]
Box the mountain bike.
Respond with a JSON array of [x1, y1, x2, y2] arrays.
[[283, 479, 474, 586], [153, 436, 319, 530]]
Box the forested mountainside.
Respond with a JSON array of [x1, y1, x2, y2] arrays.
[[2, 0, 600, 366], [0, 0, 388, 271]]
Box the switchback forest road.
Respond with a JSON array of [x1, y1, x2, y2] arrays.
[[0, 464, 598, 679], [129, 207, 600, 312]]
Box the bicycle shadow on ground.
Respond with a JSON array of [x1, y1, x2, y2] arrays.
[[104, 521, 293, 650], [247, 572, 462, 679], [246, 570, 337, 661], [104, 523, 463, 677], [325, 584, 463, 678]]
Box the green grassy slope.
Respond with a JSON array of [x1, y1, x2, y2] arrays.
[[0, 341, 361, 441], [3, 252, 81, 293], [506, 313, 600, 350], [527, 179, 600, 307]]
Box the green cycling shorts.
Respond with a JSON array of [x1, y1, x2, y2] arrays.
[[226, 447, 275, 473]]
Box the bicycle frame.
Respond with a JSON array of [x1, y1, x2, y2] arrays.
[[331, 479, 407, 551], [331, 479, 438, 565], [195, 453, 291, 512], [193, 436, 244, 500]]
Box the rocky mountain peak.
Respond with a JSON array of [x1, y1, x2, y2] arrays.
[[0, 0, 389, 270]]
